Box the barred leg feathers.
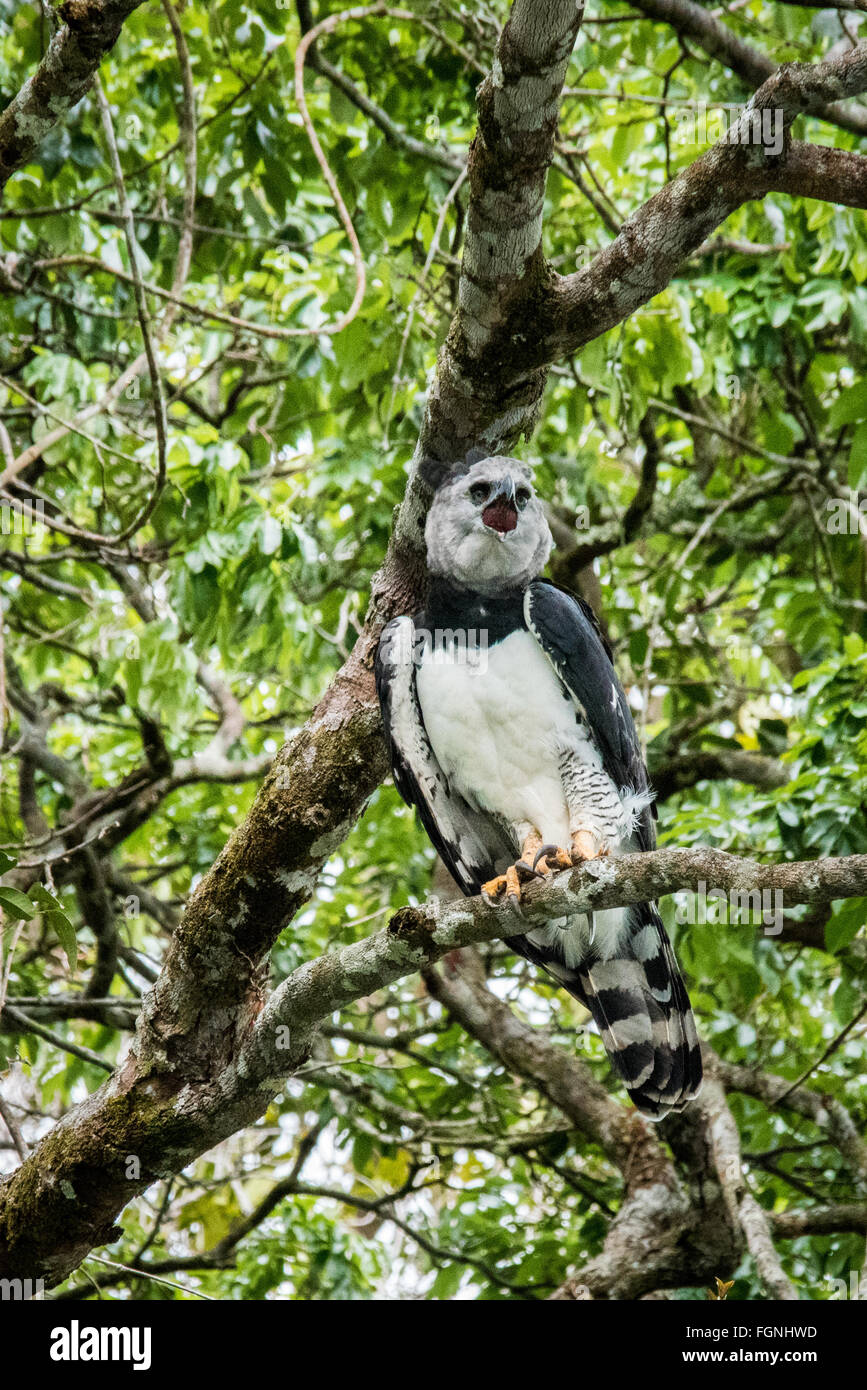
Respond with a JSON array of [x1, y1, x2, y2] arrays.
[[515, 905, 702, 1119]]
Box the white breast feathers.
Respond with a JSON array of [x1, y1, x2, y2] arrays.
[[416, 629, 601, 847]]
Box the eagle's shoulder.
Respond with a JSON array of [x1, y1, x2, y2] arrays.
[[523, 579, 614, 664]]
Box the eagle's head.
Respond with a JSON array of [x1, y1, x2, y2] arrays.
[[424, 455, 552, 593]]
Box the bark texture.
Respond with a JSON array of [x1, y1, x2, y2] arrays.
[[0, 0, 148, 193], [3, 845, 867, 1284], [2, 1, 867, 1296]]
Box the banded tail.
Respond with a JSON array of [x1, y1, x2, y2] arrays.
[[520, 904, 702, 1119]]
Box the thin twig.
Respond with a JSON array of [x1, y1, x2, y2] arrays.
[[384, 164, 467, 444], [774, 1002, 867, 1107], [93, 79, 167, 543], [1, 1003, 114, 1072], [0, 1093, 28, 1162]]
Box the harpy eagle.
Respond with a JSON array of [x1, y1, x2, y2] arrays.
[[375, 456, 701, 1118]]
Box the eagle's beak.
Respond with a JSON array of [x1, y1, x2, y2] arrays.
[[482, 478, 518, 535]]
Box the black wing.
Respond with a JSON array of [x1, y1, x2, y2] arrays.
[[524, 580, 656, 851], [523, 581, 701, 1116], [375, 616, 513, 897]]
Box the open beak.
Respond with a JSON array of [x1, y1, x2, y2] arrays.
[[482, 478, 518, 534]]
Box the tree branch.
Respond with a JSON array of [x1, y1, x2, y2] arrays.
[[700, 1065, 798, 1299], [771, 1203, 867, 1238], [5, 842, 865, 1286], [768, 138, 867, 206], [716, 1054, 867, 1188], [0, 0, 148, 194], [629, 0, 867, 136], [236, 847, 867, 1092], [543, 48, 867, 363], [651, 748, 790, 801]]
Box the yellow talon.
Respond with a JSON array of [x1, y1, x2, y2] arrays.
[[532, 844, 572, 875], [483, 832, 549, 904], [482, 863, 522, 904]]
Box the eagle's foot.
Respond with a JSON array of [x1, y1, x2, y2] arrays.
[[570, 828, 609, 863], [532, 844, 573, 875], [483, 832, 549, 902], [482, 863, 526, 906]]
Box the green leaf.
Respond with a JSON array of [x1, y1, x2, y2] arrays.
[[49, 913, 79, 971], [30, 883, 78, 969], [430, 1263, 463, 1299], [0, 886, 37, 920], [829, 380, 867, 429], [825, 898, 866, 955]]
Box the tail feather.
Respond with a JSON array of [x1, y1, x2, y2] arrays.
[[515, 905, 702, 1119], [584, 908, 701, 1118]]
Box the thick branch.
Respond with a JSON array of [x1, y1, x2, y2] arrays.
[[237, 847, 867, 1091], [771, 1203, 867, 1238], [4, 846, 866, 1284], [545, 49, 867, 362], [0, 0, 148, 193], [769, 139, 867, 206], [419, 0, 587, 466]]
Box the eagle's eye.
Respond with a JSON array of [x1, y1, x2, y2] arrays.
[[515, 487, 530, 511], [469, 483, 489, 505]]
